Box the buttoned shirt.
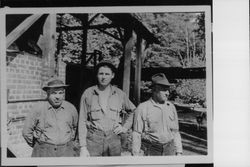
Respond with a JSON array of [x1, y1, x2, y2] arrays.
[[22, 101, 78, 147], [78, 85, 136, 147], [132, 98, 183, 154]]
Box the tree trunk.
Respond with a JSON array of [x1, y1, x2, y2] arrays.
[[193, 31, 196, 65], [186, 26, 190, 67]]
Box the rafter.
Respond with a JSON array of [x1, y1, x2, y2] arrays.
[[88, 13, 100, 24], [95, 28, 121, 42], [6, 14, 43, 48], [56, 23, 118, 31]]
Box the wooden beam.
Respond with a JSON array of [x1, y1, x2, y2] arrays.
[[117, 27, 124, 41], [57, 23, 117, 31], [122, 29, 135, 97], [134, 36, 143, 105], [6, 14, 43, 48], [96, 28, 121, 42], [37, 14, 57, 77], [79, 14, 88, 94], [88, 13, 100, 24]]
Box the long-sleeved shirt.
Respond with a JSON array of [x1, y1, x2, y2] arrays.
[[132, 98, 183, 154], [78, 85, 136, 147], [22, 101, 78, 147]]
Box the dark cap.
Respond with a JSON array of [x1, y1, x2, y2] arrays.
[[95, 60, 116, 73], [42, 77, 68, 91], [151, 73, 174, 86]]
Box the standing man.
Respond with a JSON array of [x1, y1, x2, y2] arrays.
[[79, 60, 136, 156], [132, 73, 183, 156], [22, 78, 79, 157]]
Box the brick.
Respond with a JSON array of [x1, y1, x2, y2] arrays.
[[8, 104, 18, 110], [8, 73, 17, 78], [30, 61, 34, 66], [28, 66, 36, 70], [9, 68, 15, 72], [9, 95, 15, 100], [18, 64, 26, 69], [7, 85, 16, 89], [10, 110, 19, 115], [9, 63, 17, 68], [21, 110, 29, 114], [17, 85, 26, 89]]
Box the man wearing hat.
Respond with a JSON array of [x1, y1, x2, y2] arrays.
[[132, 73, 182, 156], [22, 77, 79, 157], [78, 60, 136, 156]]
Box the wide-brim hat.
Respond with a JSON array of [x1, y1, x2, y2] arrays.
[[95, 60, 117, 73], [42, 77, 68, 91], [151, 73, 174, 86]]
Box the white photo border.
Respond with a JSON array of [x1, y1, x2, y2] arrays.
[[1, 6, 212, 166]]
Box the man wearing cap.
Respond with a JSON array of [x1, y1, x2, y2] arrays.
[[22, 78, 79, 157], [132, 73, 182, 156], [78, 60, 136, 156]]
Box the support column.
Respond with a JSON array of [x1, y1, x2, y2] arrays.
[[122, 29, 135, 97], [134, 36, 142, 105], [38, 14, 57, 79], [79, 14, 88, 95]]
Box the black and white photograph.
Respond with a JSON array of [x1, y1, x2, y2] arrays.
[[1, 6, 212, 166]]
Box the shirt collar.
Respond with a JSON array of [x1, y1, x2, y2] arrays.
[[92, 85, 117, 95], [47, 100, 65, 110], [150, 98, 169, 108]]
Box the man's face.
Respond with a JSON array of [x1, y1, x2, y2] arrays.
[[47, 87, 65, 108], [97, 66, 114, 87], [153, 84, 170, 103]]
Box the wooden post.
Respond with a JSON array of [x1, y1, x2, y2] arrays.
[[79, 14, 88, 96], [37, 14, 57, 78], [122, 29, 135, 97], [134, 36, 142, 105]]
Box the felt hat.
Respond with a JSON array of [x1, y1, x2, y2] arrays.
[[42, 77, 68, 91], [151, 73, 174, 86]]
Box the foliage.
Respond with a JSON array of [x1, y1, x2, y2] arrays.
[[135, 12, 206, 68], [174, 79, 206, 107], [57, 12, 206, 68], [140, 79, 206, 107], [57, 14, 123, 66]]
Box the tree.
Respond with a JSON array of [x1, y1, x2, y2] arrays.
[[57, 12, 206, 68], [135, 12, 206, 68]]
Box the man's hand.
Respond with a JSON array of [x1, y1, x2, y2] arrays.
[[132, 150, 144, 156], [176, 152, 182, 156], [80, 147, 90, 157], [113, 124, 128, 135]]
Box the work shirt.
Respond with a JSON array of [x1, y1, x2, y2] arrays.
[[78, 85, 136, 147], [132, 98, 183, 154], [22, 101, 78, 147]]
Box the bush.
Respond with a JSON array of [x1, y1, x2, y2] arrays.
[[140, 79, 206, 107], [174, 79, 206, 107]]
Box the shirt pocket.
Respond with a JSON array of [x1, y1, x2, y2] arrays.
[[90, 106, 102, 120], [109, 105, 122, 122], [146, 116, 159, 133], [167, 110, 178, 130]]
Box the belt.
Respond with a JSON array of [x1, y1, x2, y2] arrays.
[[142, 138, 174, 148], [38, 141, 72, 147], [88, 128, 114, 137]]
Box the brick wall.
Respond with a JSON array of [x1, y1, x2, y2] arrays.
[[6, 52, 66, 157]]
